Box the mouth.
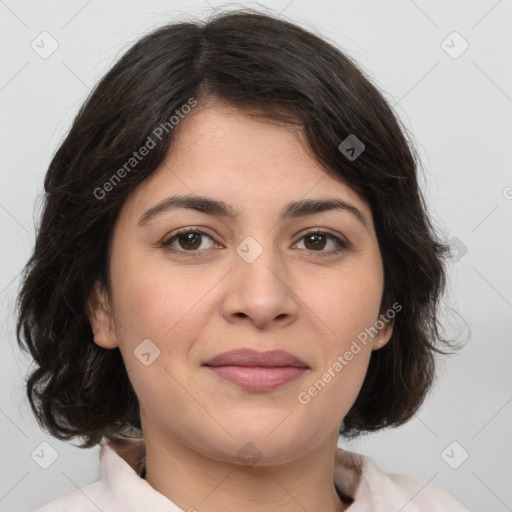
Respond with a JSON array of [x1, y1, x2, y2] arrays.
[[202, 349, 309, 391]]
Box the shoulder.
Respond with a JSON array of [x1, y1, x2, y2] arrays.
[[31, 481, 106, 512], [30, 442, 133, 512], [30, 442, 170, 512], [381, 469, 470, 510], [334, 447, 469, 511]]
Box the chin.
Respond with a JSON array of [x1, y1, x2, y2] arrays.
[[200, 427, 320, 467]]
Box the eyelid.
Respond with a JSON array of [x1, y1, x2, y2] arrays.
[[294, 227, 349, 246], [161, 226, 219, 253], [292, 229, 350, 256], [161, 226, 350, 256]]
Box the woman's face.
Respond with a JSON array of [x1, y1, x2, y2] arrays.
[[90, 100, 394, 464]]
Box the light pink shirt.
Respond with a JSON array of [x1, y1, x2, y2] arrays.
[[33, 444, 469, 511]]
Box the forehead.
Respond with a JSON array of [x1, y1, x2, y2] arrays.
[[118, 101, 374, 229]]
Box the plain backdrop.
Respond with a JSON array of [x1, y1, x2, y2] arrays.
[[1, 1, 511, 510]]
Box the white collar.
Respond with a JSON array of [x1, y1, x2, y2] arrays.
[[91, 443, 465, 511], [98, 443, 369, 509]]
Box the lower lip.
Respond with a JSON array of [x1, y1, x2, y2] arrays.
[[205, 365, 308, 391]]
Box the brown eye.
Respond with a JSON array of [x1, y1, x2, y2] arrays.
[[162, 229, 216, 255], [175, 231, 203, 250], [295, 231, 348, 254], [303, 233, 327, 251]]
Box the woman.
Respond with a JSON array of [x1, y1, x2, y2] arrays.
[[16, 9, 469, 511]]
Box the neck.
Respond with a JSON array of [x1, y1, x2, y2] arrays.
[[140, 428, 350, 512]]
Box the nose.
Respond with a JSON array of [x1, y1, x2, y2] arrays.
[[221, 242, 299, 330]]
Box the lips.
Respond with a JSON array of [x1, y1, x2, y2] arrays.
[[203, 349, 309, 368], [203, 349, 309, 391]]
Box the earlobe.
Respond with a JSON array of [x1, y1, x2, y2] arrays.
[[86, 279, 118, 349], [372, 316, 395, 351]]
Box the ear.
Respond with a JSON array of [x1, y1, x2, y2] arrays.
[[372, 315, 395, 351], [86, 279, 118, 349]]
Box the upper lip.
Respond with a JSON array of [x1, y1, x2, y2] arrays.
[[203, 349, 309, 368]]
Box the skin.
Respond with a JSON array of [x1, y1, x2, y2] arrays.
[[88, 98, 394, 512]]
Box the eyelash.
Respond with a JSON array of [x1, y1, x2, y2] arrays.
[[161, 227, 349, 258]]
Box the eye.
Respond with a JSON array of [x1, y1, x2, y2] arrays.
[[162, 227, 216, 256], [293, 230, 349, 255], [161, 227, 349, 257]]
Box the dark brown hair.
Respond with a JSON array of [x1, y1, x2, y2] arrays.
[[16, 9, 457, 450]]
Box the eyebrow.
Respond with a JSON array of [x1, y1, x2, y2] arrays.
[[138, 194, 368, 230]]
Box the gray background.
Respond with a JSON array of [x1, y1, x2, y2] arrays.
[[1, 0, 511, 510]]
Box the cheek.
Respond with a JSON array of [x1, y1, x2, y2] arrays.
[[319, 264, 384, 347], [111, 246, 209, 340], [109, 255, 217, 386], [293, 264, 383, 412]]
